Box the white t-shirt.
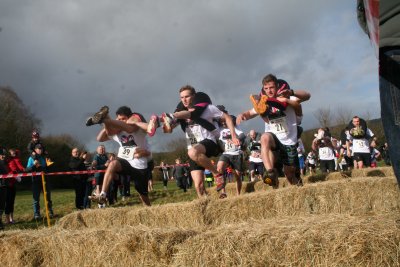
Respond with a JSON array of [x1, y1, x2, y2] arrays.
[[248, 140, 262, 163], [319, 146, 335, 160], [185, 105, 223, 149], [307, 152, 316, 165], [111, 129, 148, 169], [347, 128, 374, 153], [263, 102, 298, 146], [219, 127, 243, 156]]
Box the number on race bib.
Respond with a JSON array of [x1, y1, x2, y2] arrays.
[[117, 146, 136, 160], [270, 117, 288, 134]]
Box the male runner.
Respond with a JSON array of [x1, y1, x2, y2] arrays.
[[152, 85, 240, 197], [87, 106, 151, 206], [237, 74, 310, 188]]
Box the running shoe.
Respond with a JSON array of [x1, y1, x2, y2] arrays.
[[219, 192, 227, 199], [161, 113, 175, 133], [89, 193, 107, 205], [147, 114, 160, 137], [263, 169, 279, 188], [249, 94, 268, 115], [215, 173, 225, 191], [86, 106, 109, 126], [85, 117, 94, 126]]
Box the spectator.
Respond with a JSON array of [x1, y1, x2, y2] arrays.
[[82, 151, 94, 209], [159, 161, 171, 190], [381, 143, 391, 166], [27, 129, 49, 161], [5, 148, 24, 224], [172, 158, 188, 192], [68, 148, 88, 210], [26, 144, 54, 219], [204, 169, 214, 188], [91, 145, 109, 208], [0, 148, 8, 230]]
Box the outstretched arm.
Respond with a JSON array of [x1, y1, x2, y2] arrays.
[[236, 109, 258, 125]]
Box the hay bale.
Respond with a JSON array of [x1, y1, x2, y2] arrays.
[[0, 226, 198, 267], [204, 177, 400, 226], [57, 198, 211, 230], [58, 177, 400, 231], [172, 213, 400, 266]]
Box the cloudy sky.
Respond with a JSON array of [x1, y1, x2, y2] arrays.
[[0, 0, 378, 152]]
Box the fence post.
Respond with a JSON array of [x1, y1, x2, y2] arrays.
[[41, 172, 51, 227]]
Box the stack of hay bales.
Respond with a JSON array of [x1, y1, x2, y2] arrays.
[[0, 167, 398, 266]]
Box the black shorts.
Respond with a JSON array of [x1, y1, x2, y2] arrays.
[[249, 161, 264, 175], [147, 159, 154, 180], [117, 158, 148, 195], [319, 159, 335, 173], [219, 154, 243, 171], [270, 133, 299, 167], [353, 152, 371, 166], [189, 139, 221, 171]]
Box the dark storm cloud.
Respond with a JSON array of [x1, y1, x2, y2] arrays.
[[0, 0, 378, 152]]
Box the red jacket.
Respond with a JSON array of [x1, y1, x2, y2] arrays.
[[7, 155, 24, 187]]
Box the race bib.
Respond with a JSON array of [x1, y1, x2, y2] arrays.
[[353, 139, 367, 148], [186, 127, 202, 147], [270, 117, 288, 134], [224, 141, 239, 152], [117, 146, 136, 160]]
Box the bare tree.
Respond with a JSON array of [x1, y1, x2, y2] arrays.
[[335, 105, 353, 126], [313, 107, 333, 128]]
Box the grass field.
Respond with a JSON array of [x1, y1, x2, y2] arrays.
[[4, 180, 200, 231]]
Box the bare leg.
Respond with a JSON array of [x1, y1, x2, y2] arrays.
[[234, 170, 242, 195], [260, 133, 276, 171], [101, 160, 122, 194], [191, 170, 206, 198], [188, 144, 220, 176]]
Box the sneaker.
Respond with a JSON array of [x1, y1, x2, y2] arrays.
[[86, 106, 109, 126], [89, 193, 107, 205], [219, 192, 227, 199], [249, 94, 268, 114], [215, 174, 225, 192], [98, 203, 106, 209], [34, 214, 42, 220], [161, 113, 175, 133], [263, 169, 278, 188], [85, 117, 94, 126], [147, 114, 160, 137]]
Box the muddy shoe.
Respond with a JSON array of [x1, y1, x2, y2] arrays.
[[85, 117, 94, 126], [263, 169, 279, 188], [91, 106, 109, 125]]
